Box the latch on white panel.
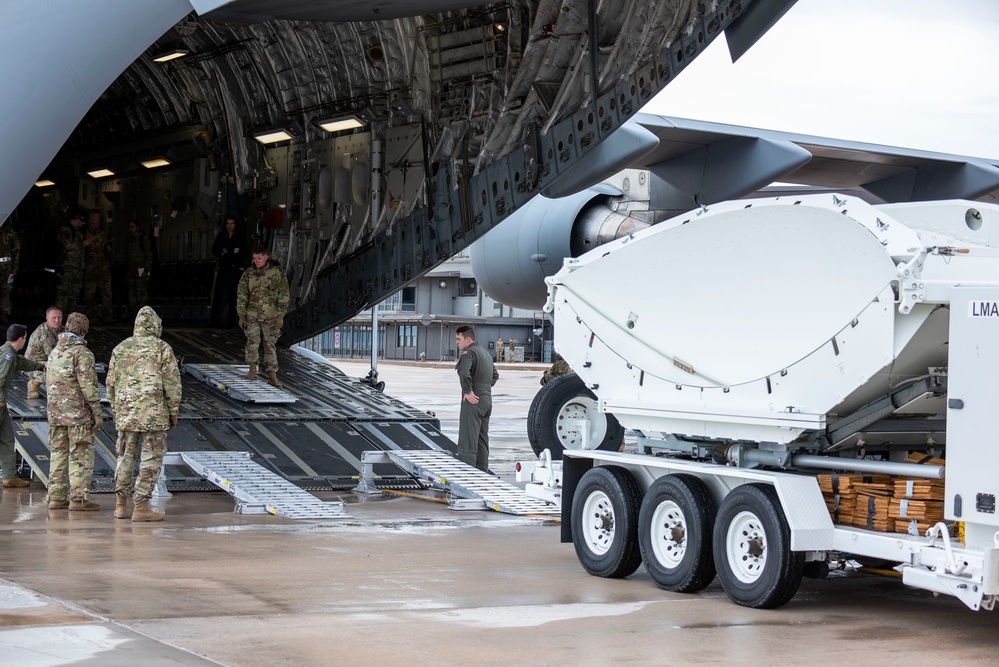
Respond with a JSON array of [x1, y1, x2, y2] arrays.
[[896, 247, 929, 314]]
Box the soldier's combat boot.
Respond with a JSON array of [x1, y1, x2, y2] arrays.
[[114, 496, 129, 519], [68, 499, 100, 511], [48, 498, 69, 510], [132, 499, 165, 522], [267, 371, 283, 388], [27, 378, 41, 399], [2, 477, 29, 488], [247, 362, 257, 380]]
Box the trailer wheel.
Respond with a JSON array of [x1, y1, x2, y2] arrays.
[[639, 474, 717, 593], [712, 484, 803, 609], [527, 373, 625, 459], [571, 466, 642, 578]]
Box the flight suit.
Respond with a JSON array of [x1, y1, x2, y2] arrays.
[[455, 340, 499, 471], [0, 225, 20, 323], [0, 341, 43, 483], [127, 231, 153, 313]]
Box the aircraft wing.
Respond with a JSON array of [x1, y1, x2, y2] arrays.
[[631, 113, 999, 204], [469, 114, 999, 310]]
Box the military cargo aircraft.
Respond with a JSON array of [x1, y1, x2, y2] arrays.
[[2, 0, 798, 338], [0, 0, 810, 491]]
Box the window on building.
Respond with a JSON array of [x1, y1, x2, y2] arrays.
[[397, 325, 417, 348], [379, 293, 401, 311], [459, 278, 477, 297], [401, 287, 416, 311]]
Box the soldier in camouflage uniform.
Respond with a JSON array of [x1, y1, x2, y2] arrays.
[[56, 210, 87, 314], [45, 313, 102, 510], [126, 219, 153, 316], [0, 222, 21, 325], [84, 209, 114, 323], [108, 306, 181, 522], [237, 244, 290, 388], [24, 305, 62, 399], [541, 353, 572, 385], [0, 324, 44, 488]]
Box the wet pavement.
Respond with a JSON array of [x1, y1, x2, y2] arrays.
[[2, 360, 998, 666]]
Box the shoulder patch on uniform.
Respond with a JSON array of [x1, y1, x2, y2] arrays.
[[3, 352, 11, 361]]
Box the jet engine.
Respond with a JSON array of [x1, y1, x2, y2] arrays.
[[469, 186, 650, 310]]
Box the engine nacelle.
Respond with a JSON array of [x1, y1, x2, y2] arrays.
[[470, 186, 648, 309]]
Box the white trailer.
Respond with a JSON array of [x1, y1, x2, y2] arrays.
[[537, 194, 999, 609]]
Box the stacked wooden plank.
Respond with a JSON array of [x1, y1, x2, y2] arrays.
[[818, 474, 857, 525], [817, 453, 948, 535], [817, 474, 891, 527], [853, 479, 894, 531], [891, 453, 946, 534]]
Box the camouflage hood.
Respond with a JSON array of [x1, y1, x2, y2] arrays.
[[133, 306, 162, 338]]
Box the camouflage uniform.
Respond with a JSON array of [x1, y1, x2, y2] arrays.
[[236, 260, 290, 373], [0, 225, 20, 322], [127, 231, 153, 312], [84, 226, 113, 321], [541, 354, 572, 385], [0, 341, 43, 482], [455, 340, 499, 471], [25, 321, 60, 384], [56, 223, 86, 313], [45, 332, 101, 502], [107, 307, 181, 504]]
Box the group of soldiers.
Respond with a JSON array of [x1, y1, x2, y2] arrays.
[[0, 306, 181, 522], [0, 208, 290, 518], [55, 209, 153, 321], [0, 209, 155, 327]]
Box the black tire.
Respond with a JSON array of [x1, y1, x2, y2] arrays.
[[712, 484, 803, 609], [570, 466, 643, 578], [639, 474, 717, 593], [527, 373, 625, 459]]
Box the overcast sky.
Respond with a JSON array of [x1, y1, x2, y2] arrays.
[[643, 0, 999, 159]]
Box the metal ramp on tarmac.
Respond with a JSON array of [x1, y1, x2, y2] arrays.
[[164, 451, 349, 519], [358, 450, 560, 517]]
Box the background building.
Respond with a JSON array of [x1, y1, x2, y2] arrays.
[[301, 249, 550, 362]]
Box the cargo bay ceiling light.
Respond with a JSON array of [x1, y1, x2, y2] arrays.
[[153, 46, 188, 63], [253, 128, 294, 144], [86, 168, 115, 178], [315, 115, 364, 134], [34, 179, 55, 187], [140, 157, 172, 169]]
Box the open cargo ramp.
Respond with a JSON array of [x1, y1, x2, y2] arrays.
[[12, 328, 459, 492]]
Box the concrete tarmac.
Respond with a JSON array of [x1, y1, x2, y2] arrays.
[[2, 360, 998, 666]]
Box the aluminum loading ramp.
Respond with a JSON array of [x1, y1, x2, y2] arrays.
[[164, 451, 349, 519], [357, 450, 560, 517], [184, 364, 297, 404]]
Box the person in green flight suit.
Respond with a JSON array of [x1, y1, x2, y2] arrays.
[[454, 325, 499, 472], [0, 324, 45, 487]]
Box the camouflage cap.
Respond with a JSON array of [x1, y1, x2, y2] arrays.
[[64, 312, 90, 337]]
